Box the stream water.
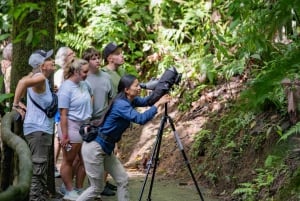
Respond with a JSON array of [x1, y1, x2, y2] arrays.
[[102, 171, 219, 201], [53, 170, 219, 201]]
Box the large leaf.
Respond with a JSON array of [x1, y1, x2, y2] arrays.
[[0, 93, 14, 103]]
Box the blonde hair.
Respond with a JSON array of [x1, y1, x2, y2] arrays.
[[64, 58, 88, 79]]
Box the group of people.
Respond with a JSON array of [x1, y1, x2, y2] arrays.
[[10, 42, 171, 201]]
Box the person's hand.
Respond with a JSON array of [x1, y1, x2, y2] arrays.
[[12, 103, 26, 120], [19, 102, 26, 109], [154, 94, 171, 108], [60, 134, 70, 149]]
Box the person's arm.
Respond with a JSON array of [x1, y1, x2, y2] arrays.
[[117, 94, 170, 125], [60, 108, 70, 147], [132, 96, 148, 107], [133, 94, 170, 108], [57, 84, 72, 147], [12, 72, 45, 119], [13, 72, 44, 106]]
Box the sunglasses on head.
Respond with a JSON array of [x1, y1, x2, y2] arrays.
[[34, 50, 48, 57]]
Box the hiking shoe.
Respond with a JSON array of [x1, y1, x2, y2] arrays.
[[106, 181, 117, 191], [63, 190, 80, 201], [100, 186, 116, 196]]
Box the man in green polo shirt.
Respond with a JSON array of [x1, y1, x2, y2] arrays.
[[100, 42, 126, 197], [102, 42, 126, 90]]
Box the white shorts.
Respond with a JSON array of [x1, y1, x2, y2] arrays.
[[57, 119, 83, 143]]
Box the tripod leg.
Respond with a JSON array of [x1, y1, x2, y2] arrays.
[[138, 116, 167, 201], [168, 116, 205, 201]]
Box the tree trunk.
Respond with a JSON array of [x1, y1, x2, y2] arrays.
[[11, 0, 57, 87], [9, 0, 57, 197]]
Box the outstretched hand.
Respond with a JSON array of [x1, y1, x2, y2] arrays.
[[154, 94, 171, 108]]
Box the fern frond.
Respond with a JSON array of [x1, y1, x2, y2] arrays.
[[55, 32, 92, 55], [279, 121, 300, 142], [232, 182, 256, 195]]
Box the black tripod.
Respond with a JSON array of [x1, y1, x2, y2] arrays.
[[138, 103, 205, 201]]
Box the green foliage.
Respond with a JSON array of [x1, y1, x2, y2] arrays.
[[13, 2, 51, 46], [231, 0, 300, 112], [160, 1, 210, 45], [192, 54, 218, 84], [13, 3, 40, 24], [191, 129, 211, 158], [177, 84, 207, 112], [53, 0, 255, 89], [239, 43, 300, 111], [279, 121, 300, 142], [232, 182, 257, 201], [232, 157, 280, 200], [56, 0, 158, 77], [221, 57, 246, 81], [0, 0, 12, 40], [278, 167, 300, 200], [55, 32, 92, 56], [206, 172, 218, 185], [213, 111, 255, 147], [264, 155, 281, 168], [0, 0, 299, 200], [0, 92, 13, 104]]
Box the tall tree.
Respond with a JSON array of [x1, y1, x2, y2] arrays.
[[7, 0, 57, 197]]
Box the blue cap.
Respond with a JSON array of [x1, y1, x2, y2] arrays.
[[28, 49, 53, 68]]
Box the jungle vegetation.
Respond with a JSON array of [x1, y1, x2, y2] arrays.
[[1, 0, 300, 200]]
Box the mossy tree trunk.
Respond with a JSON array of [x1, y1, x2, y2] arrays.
[[11, 0, 57, 87], [4, 0, 57, 197]]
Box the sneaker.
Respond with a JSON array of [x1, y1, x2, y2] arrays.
[[106, 181, 117, 191], [74, 187, 84, 195], [55, 167, 61, 178], [100, 186, 116, 196], [63, 190, 80, 201]]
